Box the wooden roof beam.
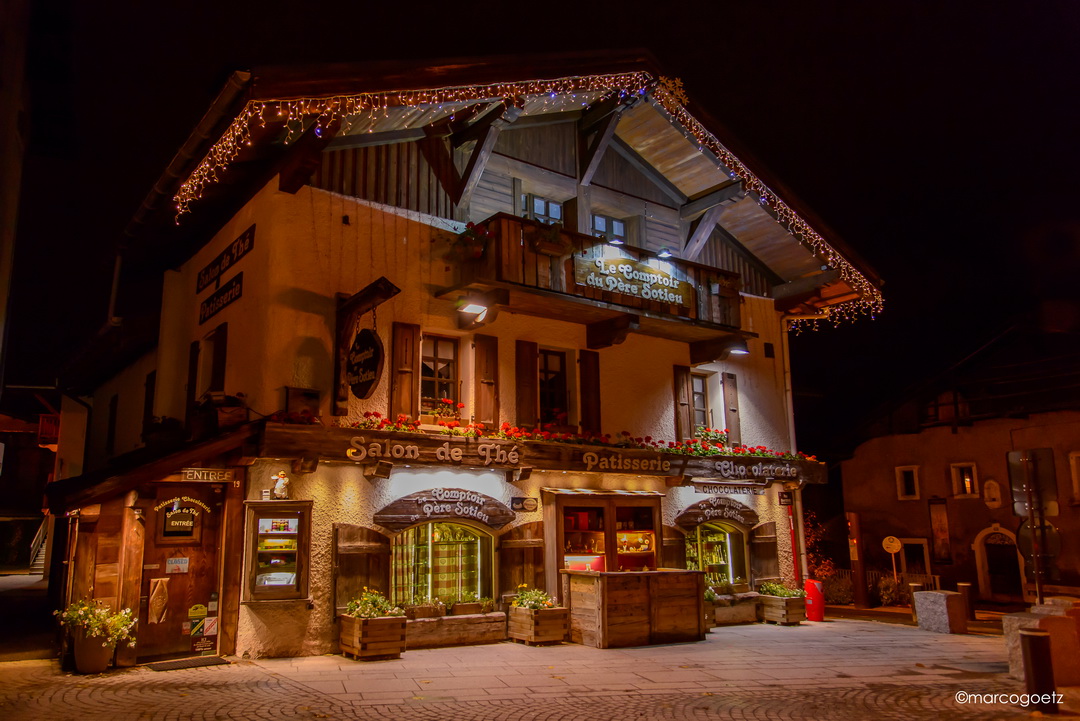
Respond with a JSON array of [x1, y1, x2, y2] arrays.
[[680, 179, 743, 221], [772, 269, 841, 300], [586, 314, 640, 349], [454, 101, 523, 206], [683, 204, 727, 261]]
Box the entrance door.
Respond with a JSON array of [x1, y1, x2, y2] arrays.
[[984, 533, 1023, 600], [137, 484, 223, 661]]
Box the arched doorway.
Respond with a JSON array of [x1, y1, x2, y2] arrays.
[[973, 524, 1028, 602], [390, 521, 494, 604]]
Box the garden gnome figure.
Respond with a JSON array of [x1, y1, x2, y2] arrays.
[[272, 471, 290, 499]]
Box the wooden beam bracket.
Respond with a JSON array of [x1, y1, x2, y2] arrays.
[[586, 314, 640, 349]]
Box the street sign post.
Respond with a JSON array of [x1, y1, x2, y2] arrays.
[[882, 536, 902, 586]]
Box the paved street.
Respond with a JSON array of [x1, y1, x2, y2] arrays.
[[1, 619, 1074, 720]]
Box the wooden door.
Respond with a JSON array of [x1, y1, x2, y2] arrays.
[[137, 484, 224, 661]]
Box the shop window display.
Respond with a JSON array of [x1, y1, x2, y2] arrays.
[[391, 522, 493, 603], [685, 522, 747, 587]]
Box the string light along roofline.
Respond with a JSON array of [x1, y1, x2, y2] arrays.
[[172, 70, 883, 325]]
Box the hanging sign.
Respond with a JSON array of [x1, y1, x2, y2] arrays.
[[674, 496, 759, 528], [574, 257, 695, 307], [373, 488, 515, 530], [347, 328, 384, 400]]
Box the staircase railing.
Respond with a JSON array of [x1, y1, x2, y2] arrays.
[[29, 516, 48, 571]]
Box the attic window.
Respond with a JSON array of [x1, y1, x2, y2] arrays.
[[592, 214, 626, 245], [522, 195, 563, 225]]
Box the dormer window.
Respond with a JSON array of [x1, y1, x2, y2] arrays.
[[522, 194, 563, 225]]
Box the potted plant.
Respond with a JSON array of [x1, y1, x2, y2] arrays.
[[508, 584, 568, 645], [56, 599, 137, 674], [524, 221, 572, 256], [443, 222, 494, 265], [339, 588, 406, 660], [757, 581, 807, 625], [450, 591, 483, 616], [703, 587, 717, 629], [402, 596, 445, 620]]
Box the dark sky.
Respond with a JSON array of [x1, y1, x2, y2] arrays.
[[12, 2, 1080, 454]]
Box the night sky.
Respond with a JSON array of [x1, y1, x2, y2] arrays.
[[11, 2, 1080, 461]]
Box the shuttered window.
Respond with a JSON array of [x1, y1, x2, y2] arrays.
[[390, 322, 421, 419], [673, 365, 693, 441], [515, 340, 539, 428], [474, 334, 499, 426], [749, 522, 780, 583], [332, 524, 390, 616], [578, 350, 601, 434]]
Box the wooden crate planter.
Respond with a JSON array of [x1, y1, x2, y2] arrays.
[[339, 615, 406, 660], [407, 612, 506, 649], [404, 605, 444, 620], [451, 602, 483, 616], [508, 606, 568, 645], [760, 595, 806, 626]]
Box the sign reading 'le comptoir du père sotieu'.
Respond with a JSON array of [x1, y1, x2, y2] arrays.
[[573, 257, 694, 307]]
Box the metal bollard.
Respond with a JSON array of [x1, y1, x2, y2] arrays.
[[1019, 629, 1058, 714], [908, 583, 923, 623], [956, 582, 976, 621]]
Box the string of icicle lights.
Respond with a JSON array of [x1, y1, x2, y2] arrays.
[[173, 71, 883, 326]]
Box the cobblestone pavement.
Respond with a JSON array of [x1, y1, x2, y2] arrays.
[[2, 620, 1075, 720]]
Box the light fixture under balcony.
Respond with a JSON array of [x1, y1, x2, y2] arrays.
[[657, 247, 673, 259]]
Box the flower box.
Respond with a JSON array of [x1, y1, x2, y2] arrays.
[[339, 615, 406, 660], [405, 604, 445, 620], [508, 606, 568, 645], [759, 595, 806, 626], [451, 602, 483, 616]]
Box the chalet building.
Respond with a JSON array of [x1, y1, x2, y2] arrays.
[[47, 52, 882, 662], [842, 325, 1080, 603]]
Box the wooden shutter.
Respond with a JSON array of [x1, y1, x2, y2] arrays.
[[578, 349, 601, 434], [332, 524, 391, 616], [749, 522, 780, 584], [389, 322, 420, 419], [516, 340, 539, 428], [661, 525, 687, 569], [184, 341, 199, 428], [673, 364, 693, 441], [474, 334, 499, 426], [498, 521, 545, 599], [210, 323, 228, 392], [722, 372, 741, 446]]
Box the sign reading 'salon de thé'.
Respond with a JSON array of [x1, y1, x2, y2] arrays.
[[197, 224, 255, 293], [573, 257, 694, 307]]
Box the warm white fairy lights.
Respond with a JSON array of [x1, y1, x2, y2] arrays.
[[173, 70, 882, 325]]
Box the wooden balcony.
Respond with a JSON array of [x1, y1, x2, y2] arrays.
[[437, 214, 747, 351]]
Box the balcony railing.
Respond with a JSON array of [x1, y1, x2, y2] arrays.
[[451, 214, 741, 330]]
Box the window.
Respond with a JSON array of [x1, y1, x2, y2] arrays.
[[420, 335, 459, 410], [691, 373, 711, 430], [951, 463, 979, 497], [197, 323, 228, 398], [592, 214, 626, 245], [391, 522, 493, 604], [685, 522, 748, 587], [538, 349, 569, 425], [895, 466, 920, 500], [521, 194, 563, 225]]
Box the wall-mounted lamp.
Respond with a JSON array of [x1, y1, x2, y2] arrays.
[[514, 466, 533, 482], [657, 247, 673, 259], [726, 339, 750, 356], [367, 460, 394, 479], [455, 289, 508, 329]]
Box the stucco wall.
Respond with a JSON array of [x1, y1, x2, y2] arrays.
[[236, 457, 790, 658], [85, 350, 157, 469], [842, 410, 1080, 594]]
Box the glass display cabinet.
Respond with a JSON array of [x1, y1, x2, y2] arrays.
[[390, 521, 493, 603], [244, 501, 312, 601], [548, 493, 661, 575]]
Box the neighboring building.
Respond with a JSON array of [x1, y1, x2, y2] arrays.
[[842, 325, 1080, 603], [47, 52, 882, 662]]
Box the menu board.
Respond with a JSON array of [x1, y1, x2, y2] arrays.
[[255, 516, 299, 589]]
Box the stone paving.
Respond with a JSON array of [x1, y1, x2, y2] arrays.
[[1, 619, 1075, 720]]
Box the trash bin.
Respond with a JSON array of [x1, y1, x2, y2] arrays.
[[805, 579, 825, 622]]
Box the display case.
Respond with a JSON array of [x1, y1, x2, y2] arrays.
[[546, 493, 662, 584], [244, 501, 312, 601], [684, 522, 747, 587]]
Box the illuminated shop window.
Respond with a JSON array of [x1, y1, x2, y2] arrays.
[[420, 335, 459, 410], [391, 522, 493, 604], [684, 522, 747, 587]]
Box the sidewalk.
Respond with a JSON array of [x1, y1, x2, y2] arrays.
[[826, 604, 1006, 635], [4, 618, 1070, 720]]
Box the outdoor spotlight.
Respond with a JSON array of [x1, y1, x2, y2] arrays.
[[657, 247, 673, 259], [608, 236, 624, 246], [459, 302, 487, 314], [728, 340, 750, 356]]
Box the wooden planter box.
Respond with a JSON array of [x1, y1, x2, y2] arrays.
[[407, 612, 506, 649], [339, 615, 406, 660], [452, 602, 482, 616], [703, 603, 715, 630], [508, 606, 568, 645], [404, 605, 444, 620], [760, 595, 806, 626]]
